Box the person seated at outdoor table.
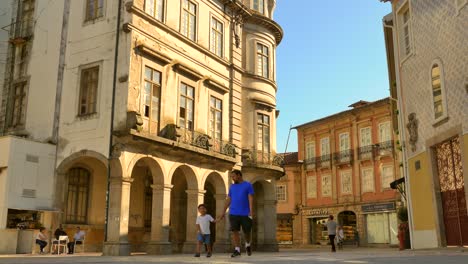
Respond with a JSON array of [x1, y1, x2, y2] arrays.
[[35, 227, 48, 254], [52, 225, 68, 254], [67, 226, 85, 254]]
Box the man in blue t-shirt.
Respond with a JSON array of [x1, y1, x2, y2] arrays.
[[219, 169, 254, 258]]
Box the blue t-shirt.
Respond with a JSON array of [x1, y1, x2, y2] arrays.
[[228, 181, 254, 216]]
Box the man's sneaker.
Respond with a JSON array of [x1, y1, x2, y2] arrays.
[[231, 250, 241, 257], [246, 246, 252, 256], [206, 252, 212, 258], [194, 253, 200, 257]]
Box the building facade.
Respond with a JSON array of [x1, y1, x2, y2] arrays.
[[382, 0, 468, 248], [0, 0, 284, 255], [294, 98, 401, 247], [275, 152, 301, 246]]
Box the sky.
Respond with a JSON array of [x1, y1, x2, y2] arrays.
[[274, 1, 392, 153]]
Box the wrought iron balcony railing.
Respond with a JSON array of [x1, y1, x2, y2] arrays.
[[305, 157, 316, 170], [376, 140, 394, 156], [334, 150, 353, 165], [358, 145, 374, 160], [317, 154, 332, 168], [242, 149, 284, 167], [175, 127, 236, 158]]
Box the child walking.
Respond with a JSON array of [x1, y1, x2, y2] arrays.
[[195, 204, 217, 258]]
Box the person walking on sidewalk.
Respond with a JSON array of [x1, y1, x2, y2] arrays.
[[326, 215, 337, 252], [219, 169, 254, 258]]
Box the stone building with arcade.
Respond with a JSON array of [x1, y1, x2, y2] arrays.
[[0, 0, 284, 255]]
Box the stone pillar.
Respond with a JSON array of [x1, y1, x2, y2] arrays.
[[102, 177, 133, 256], [214, 194, 230, 252], [146, 184, 173, 254], [182, 189, 205, 253], [263, 200, 279, 252]]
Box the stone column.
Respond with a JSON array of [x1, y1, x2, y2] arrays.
[[102, 176, 133, 256], [146, 184, 173, 254], [182, 189, 205, 253], [214, 194, 230, 252], [263, 200, 279, 252]]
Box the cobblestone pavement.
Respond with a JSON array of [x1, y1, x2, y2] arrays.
[[0, 248, 467, 264]]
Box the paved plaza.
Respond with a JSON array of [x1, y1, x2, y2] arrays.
[[0, 248, 467, 264]]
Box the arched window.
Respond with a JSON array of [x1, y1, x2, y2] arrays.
[[431, 63, 445, 120], [66, 168, 90, 224]]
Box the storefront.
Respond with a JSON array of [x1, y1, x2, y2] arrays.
[[303, 209, 329, 245], [276, 214, 293, 245], [337, 211, 357, 242], [362, 202, 398, 245]]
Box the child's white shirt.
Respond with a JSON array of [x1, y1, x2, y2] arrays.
[[196, 214, 214, 234]]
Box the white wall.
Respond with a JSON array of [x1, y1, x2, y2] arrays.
[[0, 136, 56, 228], [23, 0, 64, 141]]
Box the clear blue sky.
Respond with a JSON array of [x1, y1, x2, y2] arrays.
[[275, 1, 392, 153]]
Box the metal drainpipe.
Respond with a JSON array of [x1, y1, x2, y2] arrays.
[[104, 0, 123, 242], [384, 18, 415, 249]]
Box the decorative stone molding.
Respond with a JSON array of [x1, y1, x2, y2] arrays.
[[272, 154, 285, 167], [193, 133, 211, 150], [127, 111, 143, 132], [406, 113, 418, 152], [111, 143, 125, 158], [159, 124, 180, 141], [223, 143, 237, 158]]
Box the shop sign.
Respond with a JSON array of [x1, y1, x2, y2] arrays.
[[361, 202, 395, 213], [302, 208, 329, 216]]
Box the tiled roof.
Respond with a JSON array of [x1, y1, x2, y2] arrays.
[[277, 152, 299, 165]]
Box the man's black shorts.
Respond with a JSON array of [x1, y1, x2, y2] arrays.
[[229, 214, 252, 233]]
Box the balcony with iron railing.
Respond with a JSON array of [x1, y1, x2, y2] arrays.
[[241, 149, 284, 168], [317, 154, 332, 169], [376, 140, 394, 157], [304, 157, 316, 170], [177, 127, 236, 158], [334, 149, 353, 165], [358, 145, 374, 161]]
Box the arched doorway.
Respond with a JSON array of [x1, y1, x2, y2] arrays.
[[169, 165, 198, 253], [337, 211, 357, 242], [129, 158, 159, 252], [252, 179, 277, 251], [56, 151, 108, 252], [203, 172, 227, 251]]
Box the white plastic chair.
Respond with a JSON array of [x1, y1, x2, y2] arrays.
[[52, 235, 69, 254], [74, 236, 85, 253]]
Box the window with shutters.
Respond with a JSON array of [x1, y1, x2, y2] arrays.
[[66, 168, 90, 224], [382, 165, 394, 190], [361, 168, 374, 193], [321, 174, 332, 197], [306, 176, 317, 198], [145, 0, 164, 21], [339, 132, 350, 151], [142, 66, 161, 133], [306, 142, 315, 160], [256, 43, 269, 78], [320, 137, 330, 156], [397, 2, 412, 59], [340, 170, 352, 195], [360, 127, 372, 147], [209, 96, 222, 141], [257, 113, 270, 155], [85, 0, 104, 21], [210, 17, 223, 57], [181, 0, 197, 41], [378, 122, 391, 143], [78, 66, 99, 116], [179, 83, 195, 130]]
